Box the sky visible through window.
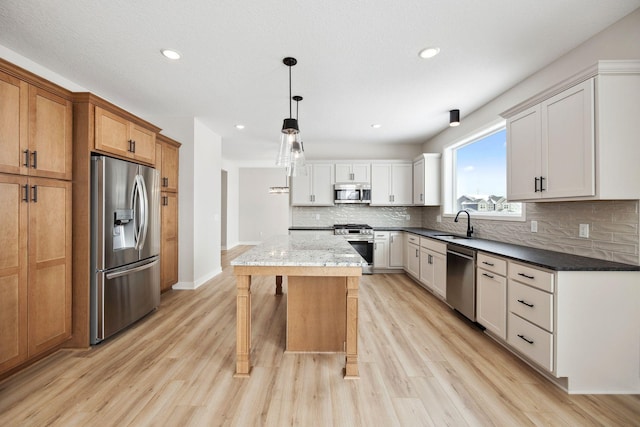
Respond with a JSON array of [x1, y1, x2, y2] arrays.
[[455, 129, 507, 198]]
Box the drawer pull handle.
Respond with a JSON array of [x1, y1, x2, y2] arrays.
[[482, 272, 494, 279], [23, 149, 30, 167], [482, 261, 494, 266], [517, 334, 534, 345], [518, 272, 535, 280], [517, 299, 534, 308]]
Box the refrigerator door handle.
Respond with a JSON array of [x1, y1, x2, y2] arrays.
[[137, 174, 149, 250], [105, 259, 159, 280], [131, 174, 148, 250]]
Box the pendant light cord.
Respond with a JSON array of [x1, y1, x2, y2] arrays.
[[288, 65, 292, 119]]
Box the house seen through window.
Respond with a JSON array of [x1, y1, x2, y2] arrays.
[[445, 124, 523, 219]]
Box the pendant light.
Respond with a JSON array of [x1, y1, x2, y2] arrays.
[[449, 109, 460, 127], [287, 95, 306, 177], [276, 57, 301, 170], [268, 175, 290, 194]]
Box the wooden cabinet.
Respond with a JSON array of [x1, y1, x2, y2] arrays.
[[0, 175, 72, 374], [0, 70, 72, 180], [335, 163, 370, 183], [503, 61, 640, 201], [291, 163, 334, 206], [370, 162, 413, 205], [413, 154, 441, 206], [95, 106, 156, 165], [476, 253, 507, 340], [156, 134, 181, 292], [418, 237, 447, 298]]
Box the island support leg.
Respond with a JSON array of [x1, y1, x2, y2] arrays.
[[275, 275, 283, 295], [344, 276, 359, 379], [235, 274, 252, 377]]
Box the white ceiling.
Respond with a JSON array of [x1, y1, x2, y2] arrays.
[[1, 1, 639, 162]]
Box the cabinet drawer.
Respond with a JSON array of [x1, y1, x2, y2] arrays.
[[508, 313, 554, 372], [477, 253, 507, 276], [420, 237, 446, 254], [508, 262, 554, 292], [374, 231, 389, 240], [508, 281, 553, 332], [406, 234, 419, 245]]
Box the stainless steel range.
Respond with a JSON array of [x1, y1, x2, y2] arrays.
[[334, 224, 374, 274]]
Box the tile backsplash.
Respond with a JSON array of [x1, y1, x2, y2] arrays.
[[292, 200, 640, 265], [421, 200, 639, 265]]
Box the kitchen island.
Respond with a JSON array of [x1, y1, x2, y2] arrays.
[[230, 235, 368, 379]]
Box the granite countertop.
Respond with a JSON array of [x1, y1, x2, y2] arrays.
[[231, 234, 368, 267], [376, 227, 639, 272]]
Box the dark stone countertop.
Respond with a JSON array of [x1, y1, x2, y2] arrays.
[[373, 227, 640, 272], [288, 226, 334, 231]]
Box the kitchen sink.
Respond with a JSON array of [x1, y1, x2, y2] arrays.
[[434, 234, 469, 240]]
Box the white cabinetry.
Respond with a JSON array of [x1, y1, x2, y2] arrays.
[[335, 163, 370, 183], [374, 231, 403, 272], [370, 163, 413, 205], [502, 60, 640, 201], [476, 253, 507, 340], [404, 233, 420, 279], [389, 231, 404, 268], [291, 163, 334, 206], [418, 237, 446, 298], [413, 154, 441, 206]]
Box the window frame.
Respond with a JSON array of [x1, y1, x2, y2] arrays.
[[442, 119, 526, 222]]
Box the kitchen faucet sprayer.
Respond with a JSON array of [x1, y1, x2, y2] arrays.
[[454, 209, 474, 237]]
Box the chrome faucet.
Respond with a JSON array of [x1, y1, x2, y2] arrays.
[[454, 209, 474, 237]]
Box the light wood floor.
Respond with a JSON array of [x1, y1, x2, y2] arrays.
[[1, 246, 638, 426]]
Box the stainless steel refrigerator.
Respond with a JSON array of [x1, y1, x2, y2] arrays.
[[90, 155, 160, 344]]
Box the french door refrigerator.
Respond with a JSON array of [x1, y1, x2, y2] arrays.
[[90, 155, 160, 344]]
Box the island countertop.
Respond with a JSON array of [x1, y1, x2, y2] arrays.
[[231, 234, 368, 268]]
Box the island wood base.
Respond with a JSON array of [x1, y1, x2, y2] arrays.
[[233, 265, 361, 379]]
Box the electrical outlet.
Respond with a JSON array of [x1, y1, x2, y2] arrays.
[[405, 214, 411, 221], [436, 215, 442, 223], [579, 224, 589, 238], [315, 214, 320, 220], [531, 220, 538, 233]]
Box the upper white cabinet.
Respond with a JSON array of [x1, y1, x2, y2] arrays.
[[291, 163, 334, 206], [502, 60, 640, 201], [370, 162, 413, 205], [413, 153, 441, 206], [335, 163, 370, 183]]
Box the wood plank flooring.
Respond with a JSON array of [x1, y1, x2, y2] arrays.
[[1, 245, 639, 426]]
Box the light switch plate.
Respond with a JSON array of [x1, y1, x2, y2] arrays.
[[531, 220, 538, 233], [436, 215, 442, 223], [579, 223, 589, 238]]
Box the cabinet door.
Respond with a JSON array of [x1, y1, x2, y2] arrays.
[[161, 142, 179, 192], [130, 123, 156, 165], [351, 164, 370, 183], [373, 233, 389, 269], [419, 248, 435, 291], [28, 87, 72, 180], [27, 178, 72, 356], [290, 165, 313, 205], [407, 243, 420, 278], [334, 164, 352, 182], [389, 232, 404, 268], [477, 268, 506, 339], [432, 251, 446, 298], [507, 106, 541, 200], [310, 163, 334, 205], [95, 106, 132, 159], [371, 164, 392, 205], [0, 175, 28, 373], [161, 192, 179, 292], [0, 72, 28, 176], [391, 163, 413, 205], [542, 79, 595, 199], [413, 158, 424, 204]]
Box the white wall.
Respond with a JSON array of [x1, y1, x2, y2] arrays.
[[422, 8, 640, 154], [221, 159, 240, 249], [238, 168, 290, 243]]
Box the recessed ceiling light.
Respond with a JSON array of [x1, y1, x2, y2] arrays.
[[371, 124, 382, 129], [418, 47, 440, 59], [235, 124, 245, 130], [161, 49, 181, 60]]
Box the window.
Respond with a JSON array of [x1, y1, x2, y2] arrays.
[[443, 121, 524, 220]]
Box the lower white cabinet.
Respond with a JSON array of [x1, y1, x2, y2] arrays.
[[374, 230, 404, 272], [476, 253, 507, 339], [418, 237, 446, 298], [404, 233, 420, 278], [388, 231, 403, 268], [373, 231, 389, 270]]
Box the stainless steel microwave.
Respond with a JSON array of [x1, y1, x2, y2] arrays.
[[334, 183, 371, 204]]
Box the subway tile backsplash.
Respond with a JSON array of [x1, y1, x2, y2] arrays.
[[292, 200, 640, 265]]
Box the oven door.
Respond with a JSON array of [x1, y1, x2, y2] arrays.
[[346, 238, 373, 274]]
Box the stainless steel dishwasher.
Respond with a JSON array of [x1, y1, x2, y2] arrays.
[[446, 244, 476, 322]]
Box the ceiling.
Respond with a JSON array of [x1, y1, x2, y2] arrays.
[[1, 1, 639, 163]]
